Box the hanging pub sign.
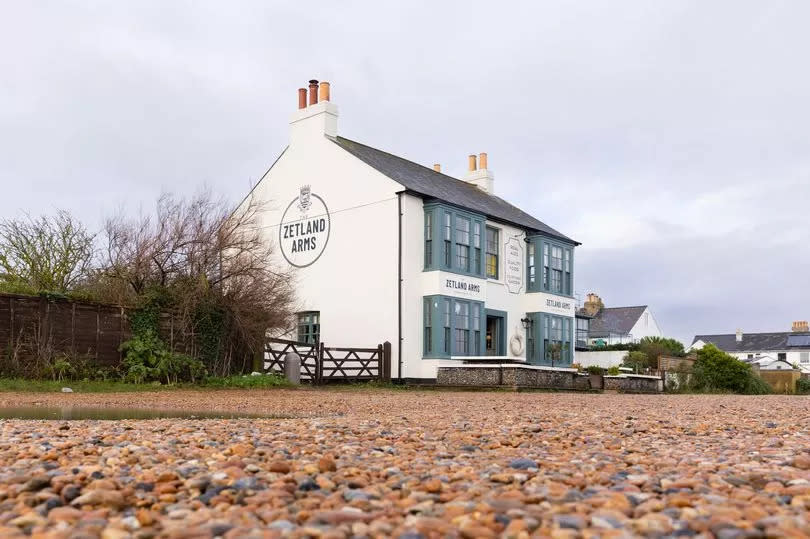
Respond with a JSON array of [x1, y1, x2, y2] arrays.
[[279, 185, 331, 268]]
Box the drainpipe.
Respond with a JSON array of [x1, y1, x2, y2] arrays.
[[397, 192, 403, 381]]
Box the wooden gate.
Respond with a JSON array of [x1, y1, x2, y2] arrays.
[[264, 338, 391, 384]]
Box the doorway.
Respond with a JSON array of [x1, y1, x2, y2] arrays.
[[485, 310, 507, 356]]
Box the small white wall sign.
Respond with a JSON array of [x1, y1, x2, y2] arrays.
[[438, 273, 486, 301], [279, 185, 331, 268], [504, 237, 524, 294]]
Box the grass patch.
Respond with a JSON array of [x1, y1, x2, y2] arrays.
[[0, 373, 291, 393]]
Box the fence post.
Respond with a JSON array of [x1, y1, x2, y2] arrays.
[[376, 344, 384, 381], [383, 341, 392, 382], [317, 342, 325, 385]]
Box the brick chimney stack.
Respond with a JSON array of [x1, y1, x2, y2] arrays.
[[582, 293, 604, 317]]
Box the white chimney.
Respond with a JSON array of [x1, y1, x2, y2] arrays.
[[290, 79, 338, 146], [735, 328, 743, 343], [464, 152, 494, 194]]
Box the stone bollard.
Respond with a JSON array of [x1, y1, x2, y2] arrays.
[[284, 352, 301, 385]]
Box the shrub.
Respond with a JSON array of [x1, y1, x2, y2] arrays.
[[586, 366, 604, 375], [691, 344, 769, 394], [623, 351, 651, 372], [607, 366, 621, 376], [797, 377, 810, 395], [120, 332, 206, 385]]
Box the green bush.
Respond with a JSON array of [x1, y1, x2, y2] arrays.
[[607, 366, 621, 376], [120, 332, 206, 385], [691, 344, 769, 394], [797, 377, 810, 394], [586, 366, 604, 375], [623, 351, 651, 371]]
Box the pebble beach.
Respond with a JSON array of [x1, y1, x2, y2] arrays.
[[0, 389, 809, 538]]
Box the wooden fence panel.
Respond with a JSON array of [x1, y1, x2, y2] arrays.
[[264, 338, 392, 384]]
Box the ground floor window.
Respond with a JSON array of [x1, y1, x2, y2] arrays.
[[526, 312, 573, 366], [778, 352, 787, 361], [297, 311, 320, 344], [801, 352, 809, 364], [423, 295, 485, 358]]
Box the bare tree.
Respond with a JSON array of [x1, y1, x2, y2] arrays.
[[97, 190, 295, 375], [0, 210, 95, 292]]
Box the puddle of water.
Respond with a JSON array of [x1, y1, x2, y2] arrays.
[[0, 406, 289, 420]]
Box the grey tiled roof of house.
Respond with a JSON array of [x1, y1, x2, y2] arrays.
[[331, 136, 578, 244], [691, 332, 810, 352], [589, 306, 647, 336]]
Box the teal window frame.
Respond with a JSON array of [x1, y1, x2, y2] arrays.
[[423, 295, 486, 359], [485, 226, 499, 279], [526, 236, 575, 296], [525, 312, 574, 366], [297, 311, 320, 344], [423, 203, 486, 278]]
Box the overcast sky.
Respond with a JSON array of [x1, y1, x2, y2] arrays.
[[2, 1, 808, 344]]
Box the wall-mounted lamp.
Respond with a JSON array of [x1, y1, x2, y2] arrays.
[[521, 317, 533, 330]]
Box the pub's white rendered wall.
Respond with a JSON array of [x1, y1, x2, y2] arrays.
[[247, 102, 402, 370]]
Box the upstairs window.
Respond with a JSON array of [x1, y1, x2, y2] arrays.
[[424, 212, 433, 268], [455, 217, 470, 271], [423, 204, 485, 277], [473, 222, 482, 275], [485, 227, 499, 279], [527, 236, 575, 296], [443, 213, 452, 267]]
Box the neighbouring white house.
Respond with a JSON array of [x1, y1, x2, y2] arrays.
[[575, 293, 663, 346], [689, 321, 810, 374], [241, 80, 580, 381]]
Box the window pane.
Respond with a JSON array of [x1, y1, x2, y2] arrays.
[[473, 222, 481, 248]]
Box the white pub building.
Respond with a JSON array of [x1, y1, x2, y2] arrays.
[[247, 80, 580, 381]]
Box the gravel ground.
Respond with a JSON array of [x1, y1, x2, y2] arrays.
[[0, 389, 809, 538]]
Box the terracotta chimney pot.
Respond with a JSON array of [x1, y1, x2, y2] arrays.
[[468, 154, 477, 171], [433, 164, 441, 172], [479, 152, 488, 170], [308, 80, 319, 106], [319, 81, 331, 102], [297, 88, 307, 109]]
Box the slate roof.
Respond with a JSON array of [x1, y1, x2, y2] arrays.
[[588, 306, 647, 336], [330, 136, 578, 244], [691, 332, 810, 352]]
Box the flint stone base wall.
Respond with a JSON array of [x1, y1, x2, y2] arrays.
[[604, 375, 662, 393], [436, 366, 662, 393]]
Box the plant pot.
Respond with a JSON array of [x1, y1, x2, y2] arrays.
[[589, 373, 604, 390]]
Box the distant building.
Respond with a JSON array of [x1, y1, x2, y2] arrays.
[[575, 293, 663, 347], [690, 321, 810, 373]]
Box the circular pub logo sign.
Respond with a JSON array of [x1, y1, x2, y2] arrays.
[[278, 185, 331, 268]]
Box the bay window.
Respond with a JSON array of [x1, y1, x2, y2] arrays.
[[423, 204, 486, 277], [423, 295, 485, 358], [526, 312, 573, 366], [527, 236, 575, 296]]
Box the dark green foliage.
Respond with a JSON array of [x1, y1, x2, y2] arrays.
[[691, 344, 769, 394], [796, 377, 810, 394], [638, 336, 686, 360], [120, 331, 205, 385], [622, 351, 652, 371], [607, 366, 621, 376], [586, 365, 604, 375]]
